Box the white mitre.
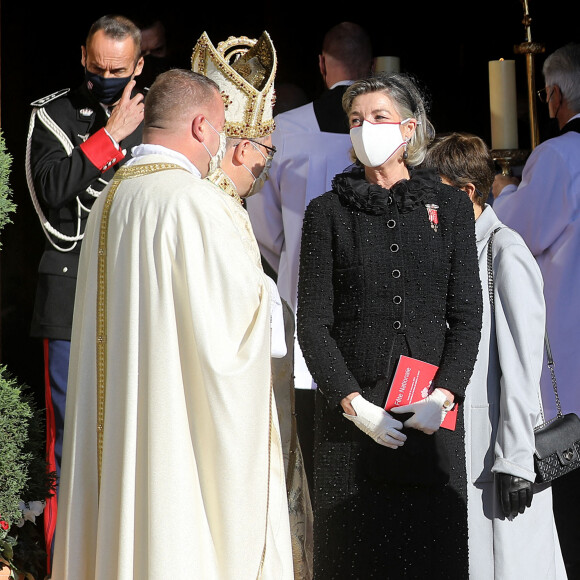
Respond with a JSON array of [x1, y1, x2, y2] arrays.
[[192, 31, 277, 139]]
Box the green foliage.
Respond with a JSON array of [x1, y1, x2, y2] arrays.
[[0, 369, 33, 528], [0, 132, 16, 244], [0, 368, 55, 577], [0, 368, 54, 529], [0, 125, 49, 578]]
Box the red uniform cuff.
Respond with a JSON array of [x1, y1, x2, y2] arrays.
[[79, 128, 126, 172]]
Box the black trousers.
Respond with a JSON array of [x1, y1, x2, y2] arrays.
[[295, 388, 316, 491], [552, 468, 580, 580]]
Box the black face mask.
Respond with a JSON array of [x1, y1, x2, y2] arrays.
[[85, 69, 133, 104]]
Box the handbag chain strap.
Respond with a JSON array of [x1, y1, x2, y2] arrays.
[[544, 327, 562, 419], [487, 227, 562, 425]]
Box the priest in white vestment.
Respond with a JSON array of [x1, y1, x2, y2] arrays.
[[51, 69, 293, 580], [192, 31, 313, 579]]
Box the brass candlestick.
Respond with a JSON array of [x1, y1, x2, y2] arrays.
[[491, 148, 530, 176], [513, 0, 545, 149], [491, 1, 543, 175]]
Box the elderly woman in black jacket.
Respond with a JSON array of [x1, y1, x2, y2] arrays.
[[297, 73, 482, 579]]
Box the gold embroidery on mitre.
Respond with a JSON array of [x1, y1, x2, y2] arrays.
[[191, 31, 277, 139]]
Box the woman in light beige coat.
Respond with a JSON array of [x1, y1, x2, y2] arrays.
[[424, 133, 566, 579]]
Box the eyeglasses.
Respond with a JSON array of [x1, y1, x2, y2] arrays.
[[537, 86, 554, 104], [247, 139, 277, 156]]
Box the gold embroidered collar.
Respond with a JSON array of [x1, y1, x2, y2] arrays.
[[206, 168, 244, 205]]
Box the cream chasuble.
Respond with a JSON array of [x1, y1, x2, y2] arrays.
[[207, 168, 314, 579], [51, 154, 293, 579]]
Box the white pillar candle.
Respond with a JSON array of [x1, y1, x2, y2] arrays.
[[489, 59, 519, 150], [374, 56, 400, 74]]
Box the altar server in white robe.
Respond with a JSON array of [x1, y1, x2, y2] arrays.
[[51, 68, 293, 580], [424, 132, 565, 580], [246, 22, 373, 390], [492, 44, 580, 576], [245, 22, 373, 487]]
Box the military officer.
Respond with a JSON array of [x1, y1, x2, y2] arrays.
[[25, 13, 145, 572]]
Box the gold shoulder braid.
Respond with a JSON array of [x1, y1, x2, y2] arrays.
[[96, 163, 185, 495]]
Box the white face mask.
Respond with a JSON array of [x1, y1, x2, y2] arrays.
[[202, 119, 227, 174], [241, 141, 274, 197], [350, 119, 410, 168]]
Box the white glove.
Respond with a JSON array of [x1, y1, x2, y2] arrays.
[[266, 276, 287, 359], [390, 388, 452, 435], [344, 395, 407, 449]]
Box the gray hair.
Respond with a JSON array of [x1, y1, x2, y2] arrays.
[[343, 73, 435, 167], [543, 43, 580, 113]]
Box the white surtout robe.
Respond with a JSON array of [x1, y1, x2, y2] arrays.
[[245, 101, 353, 391], [51, 152, 293, 579]]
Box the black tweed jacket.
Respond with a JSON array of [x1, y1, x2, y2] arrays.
[[297, 167, 482, 579], [297, 167, 482, 411]]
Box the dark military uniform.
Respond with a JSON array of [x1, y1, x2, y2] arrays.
[[27, 83, 143, 340], [25, 81, 143, 567]]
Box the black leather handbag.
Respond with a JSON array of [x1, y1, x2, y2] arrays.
[[532, 337, 580, 483], [488, 228, 580, 484]]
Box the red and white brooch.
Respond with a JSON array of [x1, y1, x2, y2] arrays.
[[425, 204, 439, 232]]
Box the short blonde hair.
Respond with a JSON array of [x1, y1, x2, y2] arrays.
[[144, 69, 219, 130]]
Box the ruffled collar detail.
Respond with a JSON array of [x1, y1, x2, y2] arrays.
[[332, 167, 440, 215]]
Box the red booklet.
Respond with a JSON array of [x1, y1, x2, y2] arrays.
[[384, 355, 457, 431]]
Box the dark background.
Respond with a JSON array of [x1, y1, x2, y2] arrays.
[[0, 2, 578, 402]]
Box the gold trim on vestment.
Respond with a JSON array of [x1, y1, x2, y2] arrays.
[[206, 168, 244, 204], [256, 375, 274, 579], [96, 163, 185, 494], [95, 161, 275, 580]]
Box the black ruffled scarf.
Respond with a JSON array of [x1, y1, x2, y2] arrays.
[[331, 167, 440, 215]]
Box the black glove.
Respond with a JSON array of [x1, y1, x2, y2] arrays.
[[497, 473, 533, 519]]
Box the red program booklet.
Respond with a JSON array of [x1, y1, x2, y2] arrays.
[[384, 355, 457, 431]]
